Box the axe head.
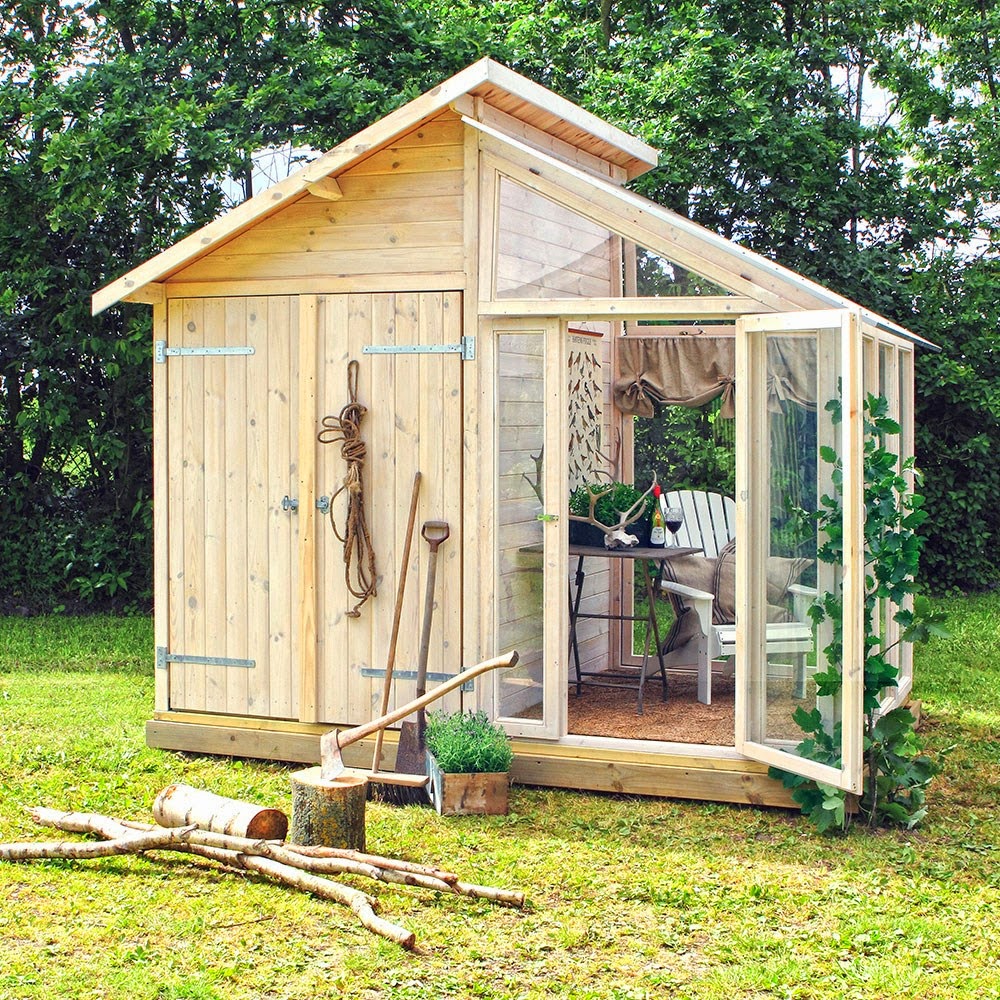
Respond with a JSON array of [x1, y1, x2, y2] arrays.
[[319, 729, 345, 781]]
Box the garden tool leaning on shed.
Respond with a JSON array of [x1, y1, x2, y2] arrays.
[[319, 651, 519, 781], [394, 520, 450, 777]]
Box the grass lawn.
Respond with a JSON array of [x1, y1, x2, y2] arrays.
[[1, 595, 998, 999]]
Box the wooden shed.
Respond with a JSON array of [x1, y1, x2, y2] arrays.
[[94, 59, 929, 806]]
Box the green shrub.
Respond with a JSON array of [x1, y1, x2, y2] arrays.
[[424, 710, 514, 774], [568, 481, 655, 526]]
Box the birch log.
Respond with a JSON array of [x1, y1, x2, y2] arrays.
[[153, 783, 288, 840], [289, 767, 366, 850]]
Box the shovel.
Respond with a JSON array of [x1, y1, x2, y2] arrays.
[[319, 650, 518, 780], [395, 520, 450, 776]]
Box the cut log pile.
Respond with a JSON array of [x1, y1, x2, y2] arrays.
[[1, 794, 525, 951]]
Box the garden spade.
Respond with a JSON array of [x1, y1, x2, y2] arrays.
[[394, 520, 451, 777], [318, 650, 518, 780]]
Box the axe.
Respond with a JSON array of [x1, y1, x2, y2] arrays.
[[319, 650, 518, 780]]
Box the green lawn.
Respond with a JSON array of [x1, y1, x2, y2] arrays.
[[0, 595, 998, 1000]]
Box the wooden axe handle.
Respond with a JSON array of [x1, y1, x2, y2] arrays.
[[320, 650, 518, 776]]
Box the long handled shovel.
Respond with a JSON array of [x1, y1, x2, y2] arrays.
[[394, 520, 450, 777], [369, 472, 422, 783]]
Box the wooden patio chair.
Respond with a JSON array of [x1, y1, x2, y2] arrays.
[[656, 491, 813, 704]]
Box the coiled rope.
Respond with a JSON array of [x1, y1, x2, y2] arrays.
[[318, 359, 377, 618]]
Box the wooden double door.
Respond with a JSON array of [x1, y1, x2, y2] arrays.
[[157, 291, 464, 724]]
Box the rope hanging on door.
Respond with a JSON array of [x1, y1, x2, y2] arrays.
[[318, 359, 377, 618]]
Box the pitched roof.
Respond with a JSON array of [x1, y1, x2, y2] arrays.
[[92, 58, 659, 314]]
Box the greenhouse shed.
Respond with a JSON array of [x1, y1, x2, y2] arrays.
[[94, 58, 930, 806]]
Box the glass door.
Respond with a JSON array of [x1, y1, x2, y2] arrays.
[[492, 320, 567, 738], [735, 309, 864, 794]]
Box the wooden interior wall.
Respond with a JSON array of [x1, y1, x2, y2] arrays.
[[494, 176, 616, 300], [169, 114, 465, 286], [495, 331, 546, 719], [313, 291, 464, 726], [165, 296, 299, 720]]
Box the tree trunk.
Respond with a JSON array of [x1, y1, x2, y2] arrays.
[[153, 783, 288, 840], [289, 767, 367, 850]]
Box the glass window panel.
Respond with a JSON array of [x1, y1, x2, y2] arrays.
[[495, 178, 616, 299], [634, 246, 734, 298], [759, 330, 842, 752], [496, 332, 546, 721]]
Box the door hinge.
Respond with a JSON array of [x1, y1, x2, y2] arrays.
[[360, 667, 474, 692], [362, 335, 475, 361], [156, 646, 255, 670], [154, 340, 255, 364]]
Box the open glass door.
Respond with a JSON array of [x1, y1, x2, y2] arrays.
[[492, 321, 567, 738], [735, 309, 864, 794]]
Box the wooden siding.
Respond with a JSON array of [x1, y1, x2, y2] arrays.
[[165, 296, 298, 720], [169, 115, 465, 287], [313, 291, 464, 726]]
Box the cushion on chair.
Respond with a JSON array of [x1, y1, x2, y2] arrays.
[[713, 540, 812, 625]]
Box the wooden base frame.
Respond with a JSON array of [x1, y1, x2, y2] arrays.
[[146, 712, 795, 808]]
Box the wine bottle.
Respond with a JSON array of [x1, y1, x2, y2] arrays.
[[649, 484, 666, 547]]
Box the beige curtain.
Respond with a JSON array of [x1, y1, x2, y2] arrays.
[[614, 336, 736, 418], [614, 334, 819, 417]]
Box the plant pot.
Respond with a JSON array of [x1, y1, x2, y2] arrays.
[[569, 520, 608, 547], [425, 752, 510, 816]]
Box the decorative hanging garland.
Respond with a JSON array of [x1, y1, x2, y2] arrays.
[[318, 359, 377, 618]]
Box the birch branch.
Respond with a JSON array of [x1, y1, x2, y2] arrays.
[[24, 808, 416, 950], [1, 825, 195, 861]]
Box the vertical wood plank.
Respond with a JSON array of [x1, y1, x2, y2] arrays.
[[181, 299, 206, 711], [462, 108, 484, 684], [317, 293, 351, 722], [297, 295, 319, 722], [152, 302, 169, 712], [245, 297, 271, 717], [224, 298, 249, 716], [439, 292, 464, 714], [288, 295, 301, 718], [202, 297, 228, 713], [418, 292, 448, 708], [268, 296, 293, 719], [166, 299, 186, 710], [475, 316, 497, 716], [393, 292, 423, 714], [345, 293, 374, 725], [369, 293, 398, 718]]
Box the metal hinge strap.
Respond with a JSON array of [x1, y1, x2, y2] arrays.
[[156, 646, 255, 670], [154, 340, 255, 364], [360, 667, 474, 692], [362, 336, 475, 361]]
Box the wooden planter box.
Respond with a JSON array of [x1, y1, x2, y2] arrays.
[[425, 752, 510, 816]]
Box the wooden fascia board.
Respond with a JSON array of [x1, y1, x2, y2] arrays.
[[471, 60, 658, 177], [479, 296, 769, 320]]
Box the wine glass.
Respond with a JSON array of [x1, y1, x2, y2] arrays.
[[664, 506, 683, 545]]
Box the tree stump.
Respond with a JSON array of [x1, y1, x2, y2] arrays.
[[289, 768, 367, 850], [153, 783, 288, 840]]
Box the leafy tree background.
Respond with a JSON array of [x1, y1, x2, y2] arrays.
[[1, 0, 997, 609]]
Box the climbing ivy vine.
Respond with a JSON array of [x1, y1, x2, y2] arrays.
[[773, 394, 947, 833]]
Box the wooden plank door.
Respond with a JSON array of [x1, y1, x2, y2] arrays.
[[162, 296, 300, 720], [312, 292, 464, 726]]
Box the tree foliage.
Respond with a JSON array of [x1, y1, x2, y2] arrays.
[[2, 1, 998, 607]]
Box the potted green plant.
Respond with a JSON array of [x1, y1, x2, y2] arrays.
[[424, 710, 514, 815], [568, 480, 657, 548]]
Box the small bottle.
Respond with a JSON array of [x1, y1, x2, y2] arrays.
[[649, 485, 666, 547]]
